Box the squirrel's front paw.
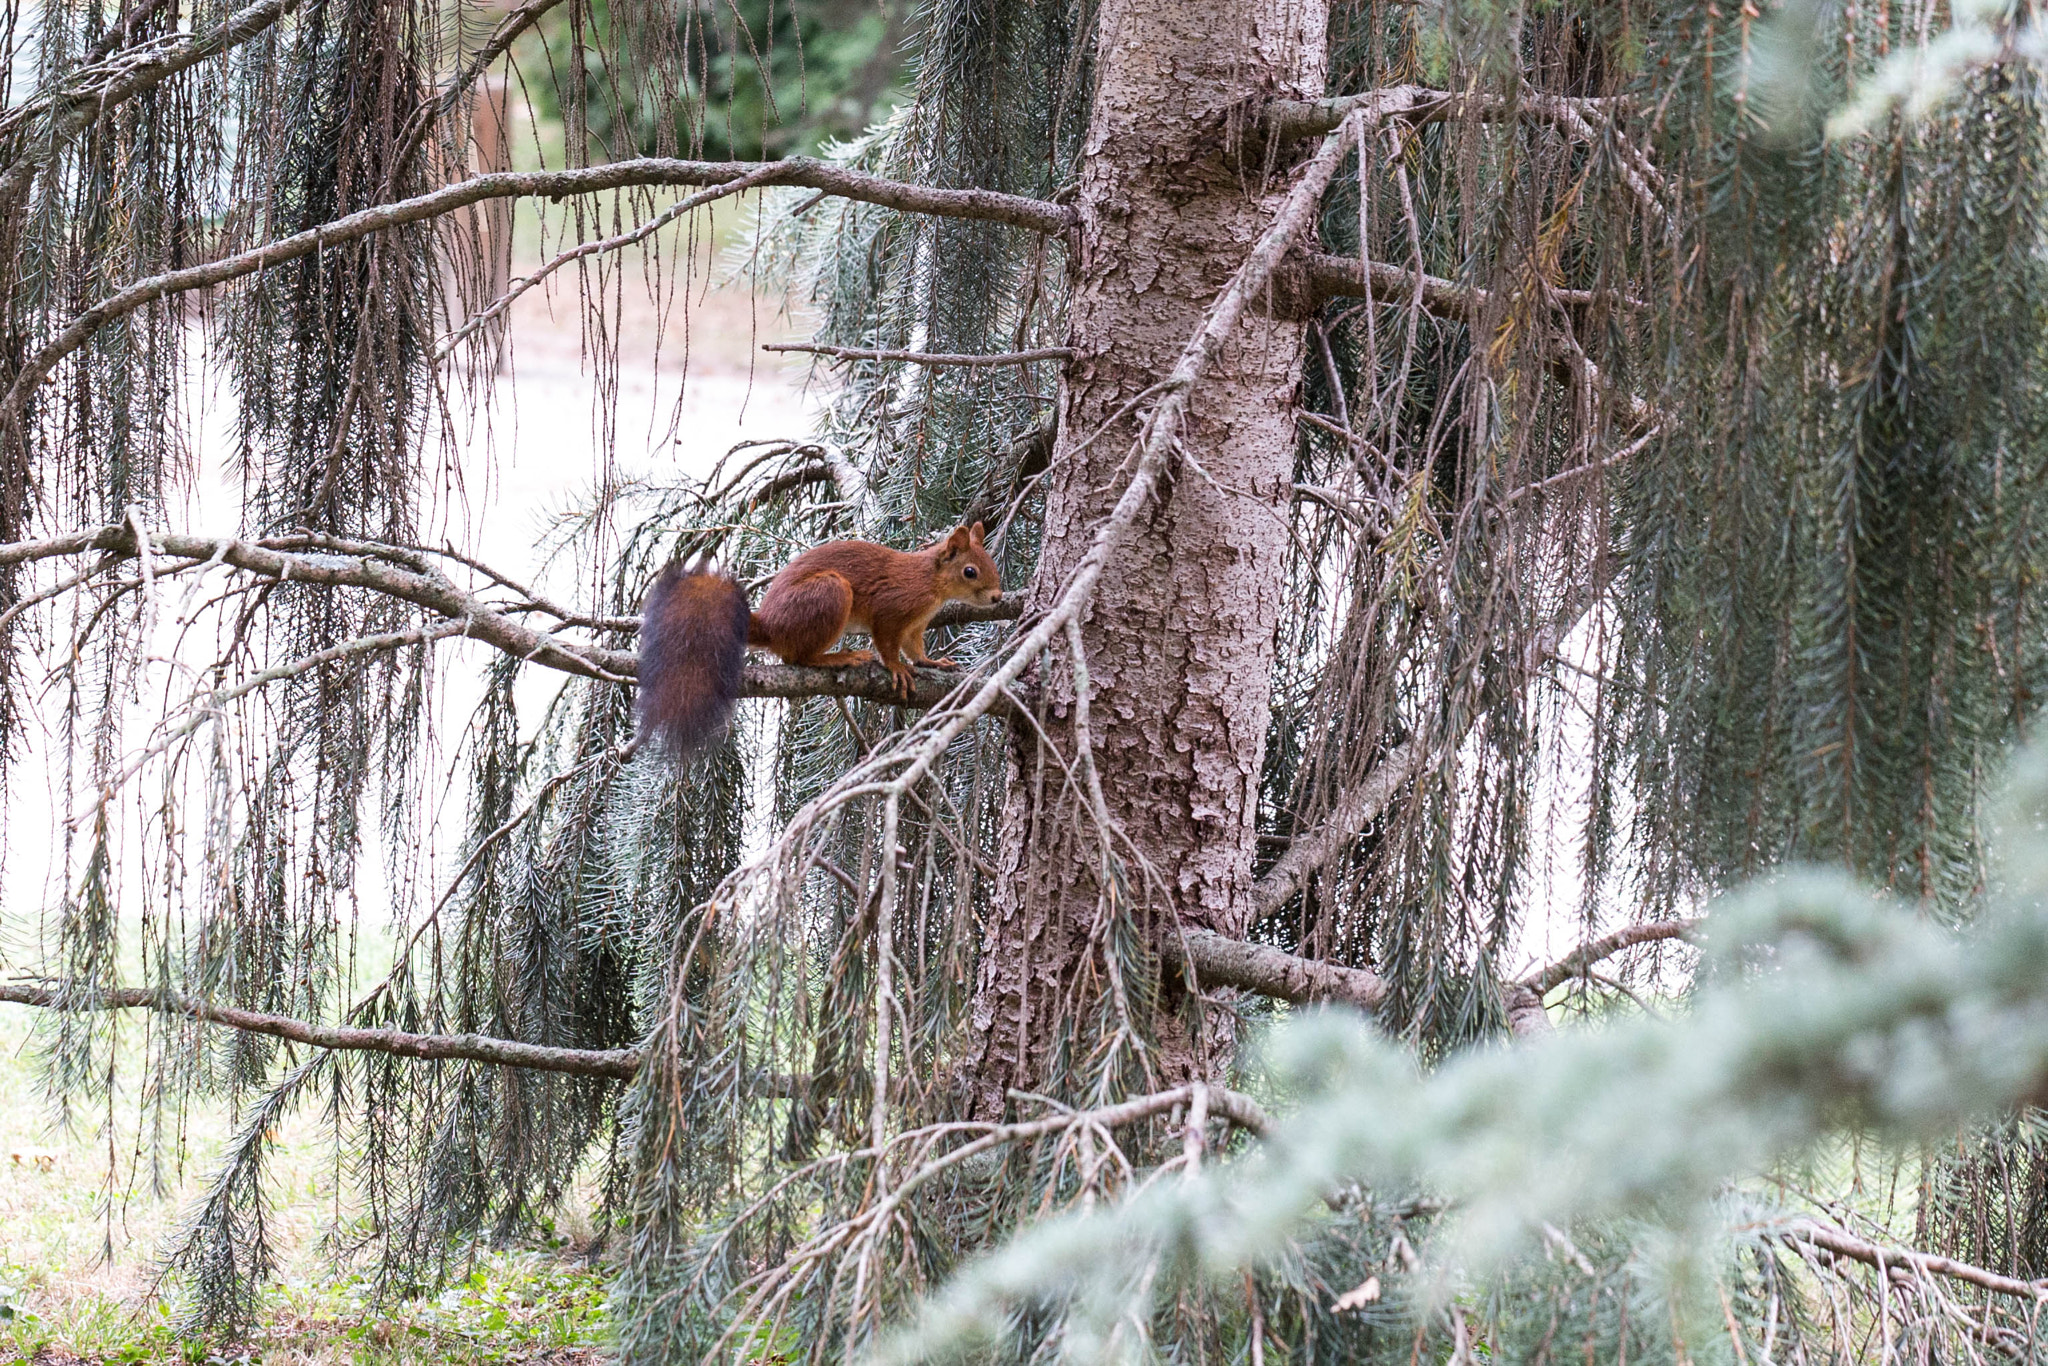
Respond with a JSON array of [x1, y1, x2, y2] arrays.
[[925, 656, 960, 670], [887, 664, 917, 697]]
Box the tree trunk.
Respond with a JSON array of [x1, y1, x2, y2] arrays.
[[968, 0, 1327, 1113]]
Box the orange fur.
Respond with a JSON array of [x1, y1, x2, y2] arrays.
[[752, 522, 1003, 696], [637, 524, 1004, 757]]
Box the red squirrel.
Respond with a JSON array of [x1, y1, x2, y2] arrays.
[[636, 522, 1003, 755]]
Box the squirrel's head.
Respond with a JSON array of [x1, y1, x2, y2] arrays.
[[934, 522, 1003, 606]]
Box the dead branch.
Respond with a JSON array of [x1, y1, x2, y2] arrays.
[[763, 343, 1077, 368], [1183, 929, 1389, 1012], [1775, 1219, 2048, 1300], [0, 981, 642, 1079], [2, 158, 1074, 424], [1524, 918, 1701, 997], [1252, 737, 1426, 919]]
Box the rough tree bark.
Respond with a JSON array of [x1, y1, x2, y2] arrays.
[[969, 0, 1328, 1111]]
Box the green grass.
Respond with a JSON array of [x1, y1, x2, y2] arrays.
[[0, 1005, 611, 1365]]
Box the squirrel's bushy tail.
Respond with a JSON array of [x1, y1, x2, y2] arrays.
[[637, 561, 751, 758]]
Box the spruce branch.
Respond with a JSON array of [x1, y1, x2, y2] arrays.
[[1290, 251, 1626, 318], [435, 164, 792, 362], [1, 159, 1073, 430], [0, 525, 1028, 717], [0, 981, 642, 1078], [390, 0, 568, 178], [0, 0, 306, 209], [1182, 929, 1390, 1011], [1525, 918, 1702, 998], [1774, 1219, 2048, 1300], [1261, 85, 1637, 143], [1252, 737, 1428, 919]]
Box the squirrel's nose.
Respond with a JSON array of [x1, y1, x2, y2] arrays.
[[990, 588, 1003, 602]]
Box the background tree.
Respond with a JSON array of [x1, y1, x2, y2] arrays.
[[4, 0, 2048, 1361]]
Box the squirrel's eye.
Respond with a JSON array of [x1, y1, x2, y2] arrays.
[[963, 565, 979, 579]]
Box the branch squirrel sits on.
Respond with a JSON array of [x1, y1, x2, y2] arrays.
[[636, 522, 1004, 756]]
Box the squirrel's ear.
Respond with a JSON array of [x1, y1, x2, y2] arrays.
[[940, 527, 970, 559], [968, 521, 985, 546]]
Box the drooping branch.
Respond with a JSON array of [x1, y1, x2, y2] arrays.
[[0, 0, 305, 208], [0, 982, 641, 1079], [391, 0, 568, 177], [0, 524, 1028, 713], [2, 159, 1073, 425], [1252, 737, 1426, 919], [437, 165, 792, 361]]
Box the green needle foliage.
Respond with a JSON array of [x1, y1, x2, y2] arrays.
[[7, 0, 2048, 1360], [882, 741, 2048, 1365]]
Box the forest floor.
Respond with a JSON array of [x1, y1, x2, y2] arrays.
[[0, 194, 817, 1365], [0, 1002, 613, 1365]]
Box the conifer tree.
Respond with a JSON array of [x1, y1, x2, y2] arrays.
[[5, 0, 2048, 1360]]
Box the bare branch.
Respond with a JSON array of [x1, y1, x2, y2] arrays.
[[1252, 737, 1427, 919], [0, 981, 641, 1079], [763, 343, 1077, 368], [1182, 929, 1388, 1013], [3, 159, 1073, 424], [1775, 1219, 2048, 1300], [1523, 918, 1702, 997]]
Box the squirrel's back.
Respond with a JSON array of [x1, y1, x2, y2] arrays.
[[637, 562, 751, 757]]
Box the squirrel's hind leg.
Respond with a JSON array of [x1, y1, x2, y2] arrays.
[[757, 571, 864, 666]]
